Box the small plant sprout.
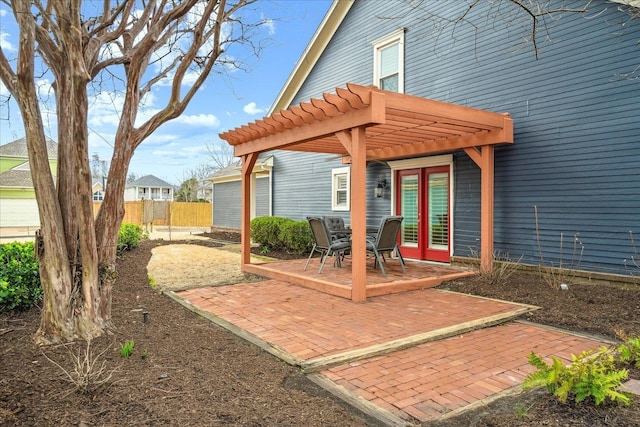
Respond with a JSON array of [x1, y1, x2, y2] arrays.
[[515, 401, 533, 418], [141, 350, 149, 360], [622, 230, 639, 283], [120, 340, 135, 358], [147, 274, 157, 288]]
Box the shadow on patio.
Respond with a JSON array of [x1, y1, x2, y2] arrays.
[[242, 255, 476, 299]]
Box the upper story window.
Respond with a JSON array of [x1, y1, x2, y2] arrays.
[[332, 167, 350, 211], [372, 28, 404, 93]]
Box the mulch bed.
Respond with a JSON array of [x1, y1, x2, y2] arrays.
[[0, 238, 381, 427], [1, 230, 639, 426]]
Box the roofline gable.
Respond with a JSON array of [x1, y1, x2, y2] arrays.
[[268, 0, 354, 114]]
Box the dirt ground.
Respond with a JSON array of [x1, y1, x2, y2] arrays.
[[146, 240, 269, 292], [1, 231, 639, 426]]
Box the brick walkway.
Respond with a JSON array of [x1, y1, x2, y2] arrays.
[[320, 322, 603, 422], [173, 280, 606, 424]]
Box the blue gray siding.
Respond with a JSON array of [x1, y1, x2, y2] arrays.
[[213, 177, 270, 229], [256, 176, 270, 217], [272, 0, 639, 276], [272, 153, 391, 228], [213, 181, 241, 229]]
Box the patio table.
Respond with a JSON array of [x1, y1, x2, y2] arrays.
[[329, 227, 379, 238]]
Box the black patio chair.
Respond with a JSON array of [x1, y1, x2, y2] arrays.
[[304, 216, 352, 274], [323, 216, 349, 241], [366, 216, 406, 276]]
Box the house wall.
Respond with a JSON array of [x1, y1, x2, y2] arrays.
[[124, 187, 137, 201], [272, 153, 391, 227], [0, 158, 24, 173], [272, 0, 640, 276], [213, 176, 270, 229], [0, 199, 40, 227]]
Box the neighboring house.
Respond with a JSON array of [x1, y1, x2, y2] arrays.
[[196, 180, 213, 203], [124, 175, 175, 201], [0, 137, 57, 228], [207, 156, 273, 229], [220, 0, 639, 278], [92, 179, 106, 201]]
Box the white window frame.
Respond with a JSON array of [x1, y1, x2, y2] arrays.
[[331, 167, 350, 211], [372, 28, 405, 94]]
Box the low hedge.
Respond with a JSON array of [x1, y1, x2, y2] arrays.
[[117, 223, 146, 254], [0, 241, 41, 312], [251, 216, 313, 254], [1, 223, 145, 313], [279, 219, 313, 255]]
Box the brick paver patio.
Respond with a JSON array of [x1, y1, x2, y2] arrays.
[[177, 280, 535, 362], [172, 279, 607, 424]]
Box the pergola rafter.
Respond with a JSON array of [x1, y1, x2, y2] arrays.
[[219, 83, 513, 301]]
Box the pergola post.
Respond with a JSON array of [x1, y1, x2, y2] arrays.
[[349, 127, 368, 302], [464, 145, 495, 273], [241, 153, 259, 269]]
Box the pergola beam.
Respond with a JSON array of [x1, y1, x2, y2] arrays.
[[367, 114, 512, 161], [232, 92, 386, 157]]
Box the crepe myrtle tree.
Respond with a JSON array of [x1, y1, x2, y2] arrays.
[[0, 0, 263, 344]]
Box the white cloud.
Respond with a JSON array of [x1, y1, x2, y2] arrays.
[[243, 102, 265, 115], [141, 133, 180, 147], [0, 30, 14, 51], [262, 16, 276, 36], [0, 9, 7, 17], [175, 113, 220, 128], [35, 79, 53, 97]]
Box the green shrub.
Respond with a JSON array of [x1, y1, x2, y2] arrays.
[[523, 348, 631, 406], [251, 216, 289, 250], [279, 220, 313, 255], [117, 223, 145, 253], [0, 241, 41, 312], [618, 336, 640, 368]]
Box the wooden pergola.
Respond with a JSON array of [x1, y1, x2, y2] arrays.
[[219, 83, 513, 302]]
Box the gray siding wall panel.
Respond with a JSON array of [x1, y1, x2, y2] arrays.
[[256, 177, 270, 217], [273, 0, 639, 276], [213, 181, 241, 229], [272, 151, 392, 228], [213, 177, 270, 229]]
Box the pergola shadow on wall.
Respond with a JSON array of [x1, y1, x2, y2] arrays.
[[219, 83, 513, 302]]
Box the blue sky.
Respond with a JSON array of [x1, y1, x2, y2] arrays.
[[0, 0, 332, 185]]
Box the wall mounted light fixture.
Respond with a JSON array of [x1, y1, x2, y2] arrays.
[[375, 177, 387, 198]]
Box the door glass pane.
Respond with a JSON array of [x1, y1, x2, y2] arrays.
[[400, 175, 418, 247], [428, 173, 448, 249]]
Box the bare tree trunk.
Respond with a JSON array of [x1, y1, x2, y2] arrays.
[[11, 0, 76, 344], [1, 0, 259, 344]]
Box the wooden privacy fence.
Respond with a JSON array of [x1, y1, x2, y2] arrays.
[[92, 201, 212, 227]]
